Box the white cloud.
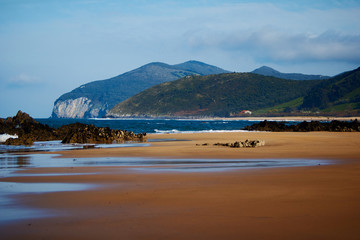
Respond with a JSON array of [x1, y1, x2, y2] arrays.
[[7, 73, 42, 88], [220, 29, 360, 62], [15, 73, 40, 83], [178, 3, 360, 64]]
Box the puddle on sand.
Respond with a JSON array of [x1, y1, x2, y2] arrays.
[[0, 182, 94, 194], [0, 182, 94, 224], [130, 158, 330, 173], [0, 153, 331, 176], [0, 140, 150, 154], [0, 138, 185, 154]]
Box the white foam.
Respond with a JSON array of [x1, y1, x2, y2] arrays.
[[154, 129, 181, 134], [153, 129, 251, 134], [0, 134, 18, 143]]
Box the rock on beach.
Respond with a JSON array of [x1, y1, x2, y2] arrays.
[[0, 111, 146, 145]]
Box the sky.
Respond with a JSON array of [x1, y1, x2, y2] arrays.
[[1, 0, 360, 118]]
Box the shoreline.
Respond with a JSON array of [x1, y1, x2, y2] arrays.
[[56, 131, 360, 161], [1, 131, 360, 239], [58, 116, 360, 121], [199, 116, 360, 121], [215, 116, 360, 121]]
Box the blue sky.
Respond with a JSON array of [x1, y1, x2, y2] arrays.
[[1, 0, 360, 117]]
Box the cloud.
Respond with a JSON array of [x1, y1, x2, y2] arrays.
[[180, 3, 360, 64], [214, 29, 360, 63], [6, 73, 42, 88]]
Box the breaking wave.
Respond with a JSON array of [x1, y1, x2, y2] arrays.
[[0, 134, 18, 143], [154, 129, 249, 134]]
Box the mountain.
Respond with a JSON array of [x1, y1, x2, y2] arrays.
[[173, 60, 229, 75], [51, 61, 229, 118], [299, 67, 360, 112], [252, 66, 329, 80], [107, 73, 321, 118]]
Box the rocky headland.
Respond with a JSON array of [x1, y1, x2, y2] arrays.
[[0, 111, 146, 145], [243, 120, 360, 132]]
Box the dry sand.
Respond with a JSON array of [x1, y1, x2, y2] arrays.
[[1, 131, 360, 240]]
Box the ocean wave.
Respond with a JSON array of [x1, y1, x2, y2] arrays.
[[154, 129, 181, 134], [0, 134, 18, 143], [153, 129, 251, 134]]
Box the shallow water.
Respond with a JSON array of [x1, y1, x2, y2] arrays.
[[0, 182, 94, 224], [0, 140, 150, 154], [0, 153, 330, 176], [0, 152, 331, 224]]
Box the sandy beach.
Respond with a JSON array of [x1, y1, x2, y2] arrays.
[[1, 131, 360, 239]]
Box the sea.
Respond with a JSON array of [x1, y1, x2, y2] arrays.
[[0, 118, 301, 153], [36, 118, 299, 134], [0, 118, 303, 151]]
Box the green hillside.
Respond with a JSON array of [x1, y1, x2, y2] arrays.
[[299, 67, 360, 113], [255, 97, 304, 115], [253, 67, 360, 116], [107, 73, 321, 117]]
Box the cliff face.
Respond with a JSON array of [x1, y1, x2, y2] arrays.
[[51, 61, 229, 119], [52, 97, 108, 119], [53, 97, 91, 118]]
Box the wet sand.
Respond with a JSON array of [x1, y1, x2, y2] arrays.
[[1, 131, 360, 240]]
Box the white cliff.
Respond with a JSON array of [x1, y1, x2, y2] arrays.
[[52, 97, 93, 118]]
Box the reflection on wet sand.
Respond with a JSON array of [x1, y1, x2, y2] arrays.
[[0, 155, 30, 169], [0, 182, 95, 223], [1, 153, 330, 174], [0, 151, 331, 224]]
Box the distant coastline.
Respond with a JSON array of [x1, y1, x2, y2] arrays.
[[209, 116, 360, 121], [96, 115, 360, 122]]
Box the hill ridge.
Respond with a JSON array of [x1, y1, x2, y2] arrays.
[[252, 66, 329, 80], [51, 61, 229, 118], [108, 66, 360, 117], [300, 66, 360, 111], [107, 72, 321, 118]]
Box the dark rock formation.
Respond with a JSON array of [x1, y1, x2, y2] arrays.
[[59, 123, 146, 144], [243, 121, 290, 132], [1, 111, 147, 145], [4, 136, 36, 146], [0, 111, 59, 145], [243, 120, 360, 132], [214, 139, 265, 148]]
